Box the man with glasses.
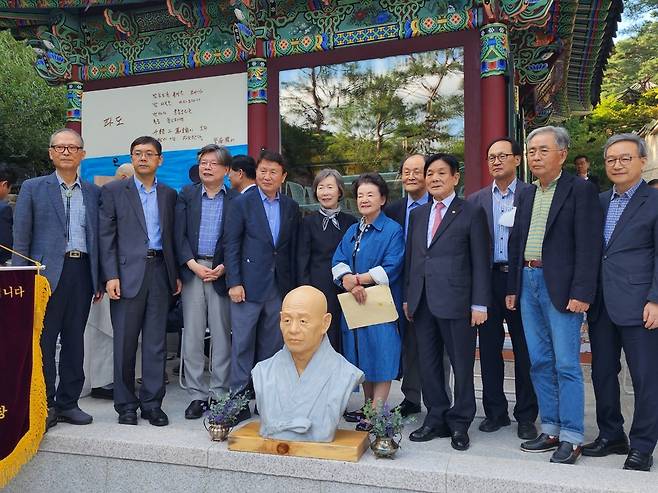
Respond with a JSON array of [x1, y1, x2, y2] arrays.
[[468, 138, 538, 440], [13, 128, 103, 430], [506, 126, 603, 464], [583, 134, 658, 472], [175, 144, 235, 419], [99, 136, 181, 427]]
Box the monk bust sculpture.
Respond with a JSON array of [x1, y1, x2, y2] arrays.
[[252, 286, 364, 442]]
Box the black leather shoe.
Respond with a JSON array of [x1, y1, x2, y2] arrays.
[[478, 416, 511, 433], [57, 406, 93, 425], [90, 386, 114, 400], [142, 407, 169, 426], [582, 436, 629, 457], [343, 408, 365, 423], [231, 406, 252, 426], [451, 430, 470, 451], [394, 399, 422, 418], [623, 449, 654, 471], [185, 400, 208, 420], [118, 411, 138, 425], [355, 421, 373, 432], [517, 421, 538, 440], [550, 441, 582, 464], [520, 433, 559, 453], [46, 407, 58, 431], [409, 424, 451, 442]]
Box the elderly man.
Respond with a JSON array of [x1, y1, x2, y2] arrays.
[[253, 285, 363, 442], [583, 134, 658, 472], [12, 129, 102, 430], [507, 126, 603, 464], [175, 144, 235, 419]]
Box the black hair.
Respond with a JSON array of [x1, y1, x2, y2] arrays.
[[486, 137, 522, 157], [257, 149, 287, 172], [130, 136, 162, 155], [353, 172, 389, 206], [574, 154, 590, 163], [0, 162, 17, 186], [231, 154, 257, 180], [425, 153, 459, 176]]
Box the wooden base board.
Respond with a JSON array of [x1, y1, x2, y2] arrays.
[[228, 421, 369, 462]]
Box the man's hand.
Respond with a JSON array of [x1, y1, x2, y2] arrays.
[[173, 278, 182, 296], [403, 302, 413, 322], [643, 301, 658, 330], [106, 279, 121, 300], [471, 310, 487, 327], [505, 295, 516, 311], [187, 259, 213, 281], [229, 285, 246, 303], [566, 299, 589, 313], [342, 274, 358, 292], [350, 285, 367, 305], [203, 264, 225, 282], [93, 291, 104, 304]]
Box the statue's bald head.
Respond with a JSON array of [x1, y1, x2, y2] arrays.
[[283, 285, 327, 314], [114, 163, 134, 180]]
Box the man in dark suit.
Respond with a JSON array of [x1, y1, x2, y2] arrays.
[[0, 162, 16, 265], [582, 134, 658, 472], [13, 129, 102, 430], [175, 144, 235, 419], [468, 138, 538, 440], [99, 136, 181, 427], [574, 155, 601, 191], [404, 153, 491, 451], [228, 154, 257, 194], [224, 150, 300, 423], [506, 126, 603, 464]]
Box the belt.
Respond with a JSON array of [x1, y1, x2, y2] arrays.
[[523, 259, 543, 268], [197, 255, 214, 261], [146, 249, 163, 259], [492, 263, 509, 273], [65, 250, 87, 259]]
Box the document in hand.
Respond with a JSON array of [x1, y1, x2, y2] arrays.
[[337, 284, 399, 330]]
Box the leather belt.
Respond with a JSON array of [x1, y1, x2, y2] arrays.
[[146, 249, 163, 259], [197, 255, 214, 261], [523, 259, 543, 268], [65, 250, 87, 259], [492, 263, 509, 273]]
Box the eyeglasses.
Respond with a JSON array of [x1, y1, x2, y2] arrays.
[[605, 155, 638, 167], [50, 145, 82, 154], [487, 153, 515, 164], [199, 160, 221, 168], [527, 148, 563, 158], [402, 170, 423, 178], [132, 151, 160, 159]]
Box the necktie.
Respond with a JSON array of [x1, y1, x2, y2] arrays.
[[431, 202, 445, 239]]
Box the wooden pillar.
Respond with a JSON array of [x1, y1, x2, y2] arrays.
[[479, 23, 509, 187], [247, 41, 268, 158]]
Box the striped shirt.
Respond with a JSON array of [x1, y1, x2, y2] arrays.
[[492, 178, 517, 263], [524, 173, 560, 261], [197, 186, 225, 256], [134, 175, 162, 250], [55, 172, 87, 253], [604, 180, 643, 245]]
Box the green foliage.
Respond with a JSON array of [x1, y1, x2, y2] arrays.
[[361, 400, 409, 438], [0, 30, 66, 179]]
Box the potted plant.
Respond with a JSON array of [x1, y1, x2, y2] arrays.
[[360, 400, 409, 458], [203, 393, 250, 441]]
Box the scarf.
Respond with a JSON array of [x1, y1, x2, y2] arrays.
[[319, 206, 341, 231]]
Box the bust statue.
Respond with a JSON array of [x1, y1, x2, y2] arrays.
[[252, 286, 364, 442]]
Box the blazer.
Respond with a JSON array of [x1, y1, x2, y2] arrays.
[[589, 181, 658, 327], [12, 172, 101, 292], [468, 178, 533, 260], [404, 196, 491, 319], [224, 188, 300, 303], [384, 193, 432, 234], [99, 177, 178, 299], [507, 172, 603, 312], [0, 200, 12, 264], [174, 184, 237, 296]]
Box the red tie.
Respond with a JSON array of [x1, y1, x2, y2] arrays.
[[431, 202, 445, 239]]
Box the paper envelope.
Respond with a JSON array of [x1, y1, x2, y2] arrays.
[[337, 284, 399, 330]]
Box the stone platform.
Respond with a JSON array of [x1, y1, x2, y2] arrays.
[[5, 362, 656, 493]]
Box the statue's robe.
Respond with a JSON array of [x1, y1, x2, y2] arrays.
[[252, 335, 364, 442]]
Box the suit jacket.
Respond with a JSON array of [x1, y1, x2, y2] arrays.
[[405, 196, 491, 319], [507, 172, 603, 312], [224, 188, 300, 303], [589, 181, 658, 327], [174, 184, 237, 296], [99, 177, 178, 299], [384, 193, 432, 234], [0, 200, 12, 264], [12, 172, 101, 292], [468, 179, 532, 260]]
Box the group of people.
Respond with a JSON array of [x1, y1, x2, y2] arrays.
[[4, 125, 657, 472]]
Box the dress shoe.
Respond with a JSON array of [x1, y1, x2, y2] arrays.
[[57, 406, 93, 425], [394, 399, 422, 418], [46, 407, 58, 431], [451, 430, 470, 451], [141, 407, 169, 426], [517, 421, 538, 440], [520, 433, 559, 453], [478, 416, 511, 433], [409, 425, 451, 442], [623, 449, 654, 471], [185, 400, 208, 420], [118, 411, 138, 425], [355, 421, 372, 432], [582, 436, 629, 457], [550, 441, 582, 464], [90, 385, 114, 400], [231, 406, 252, 426], [343, 408, 365, 423]]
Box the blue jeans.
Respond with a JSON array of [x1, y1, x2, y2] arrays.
[[520, 268, 585, 444]]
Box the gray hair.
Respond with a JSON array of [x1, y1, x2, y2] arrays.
[[49, 128, 84, 148], [312, 168, 345, 201], [197, 144, 232, 166], [527, 126, 570, 150], [603, 133, 647, 158]]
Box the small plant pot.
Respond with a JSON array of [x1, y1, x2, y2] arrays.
[[369, 435, 400, 459], [204, 419, 231, 441]]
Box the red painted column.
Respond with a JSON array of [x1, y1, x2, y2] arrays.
[[247, 41, 268, 158]]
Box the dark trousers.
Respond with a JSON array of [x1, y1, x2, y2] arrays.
[[110, 258, 169, 413], [415, 292, 476, 432], [478, 269, 538, 422], [42, 256, 93, 410], [589, 305, 658, 455], [400, 316, 422, 405]]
